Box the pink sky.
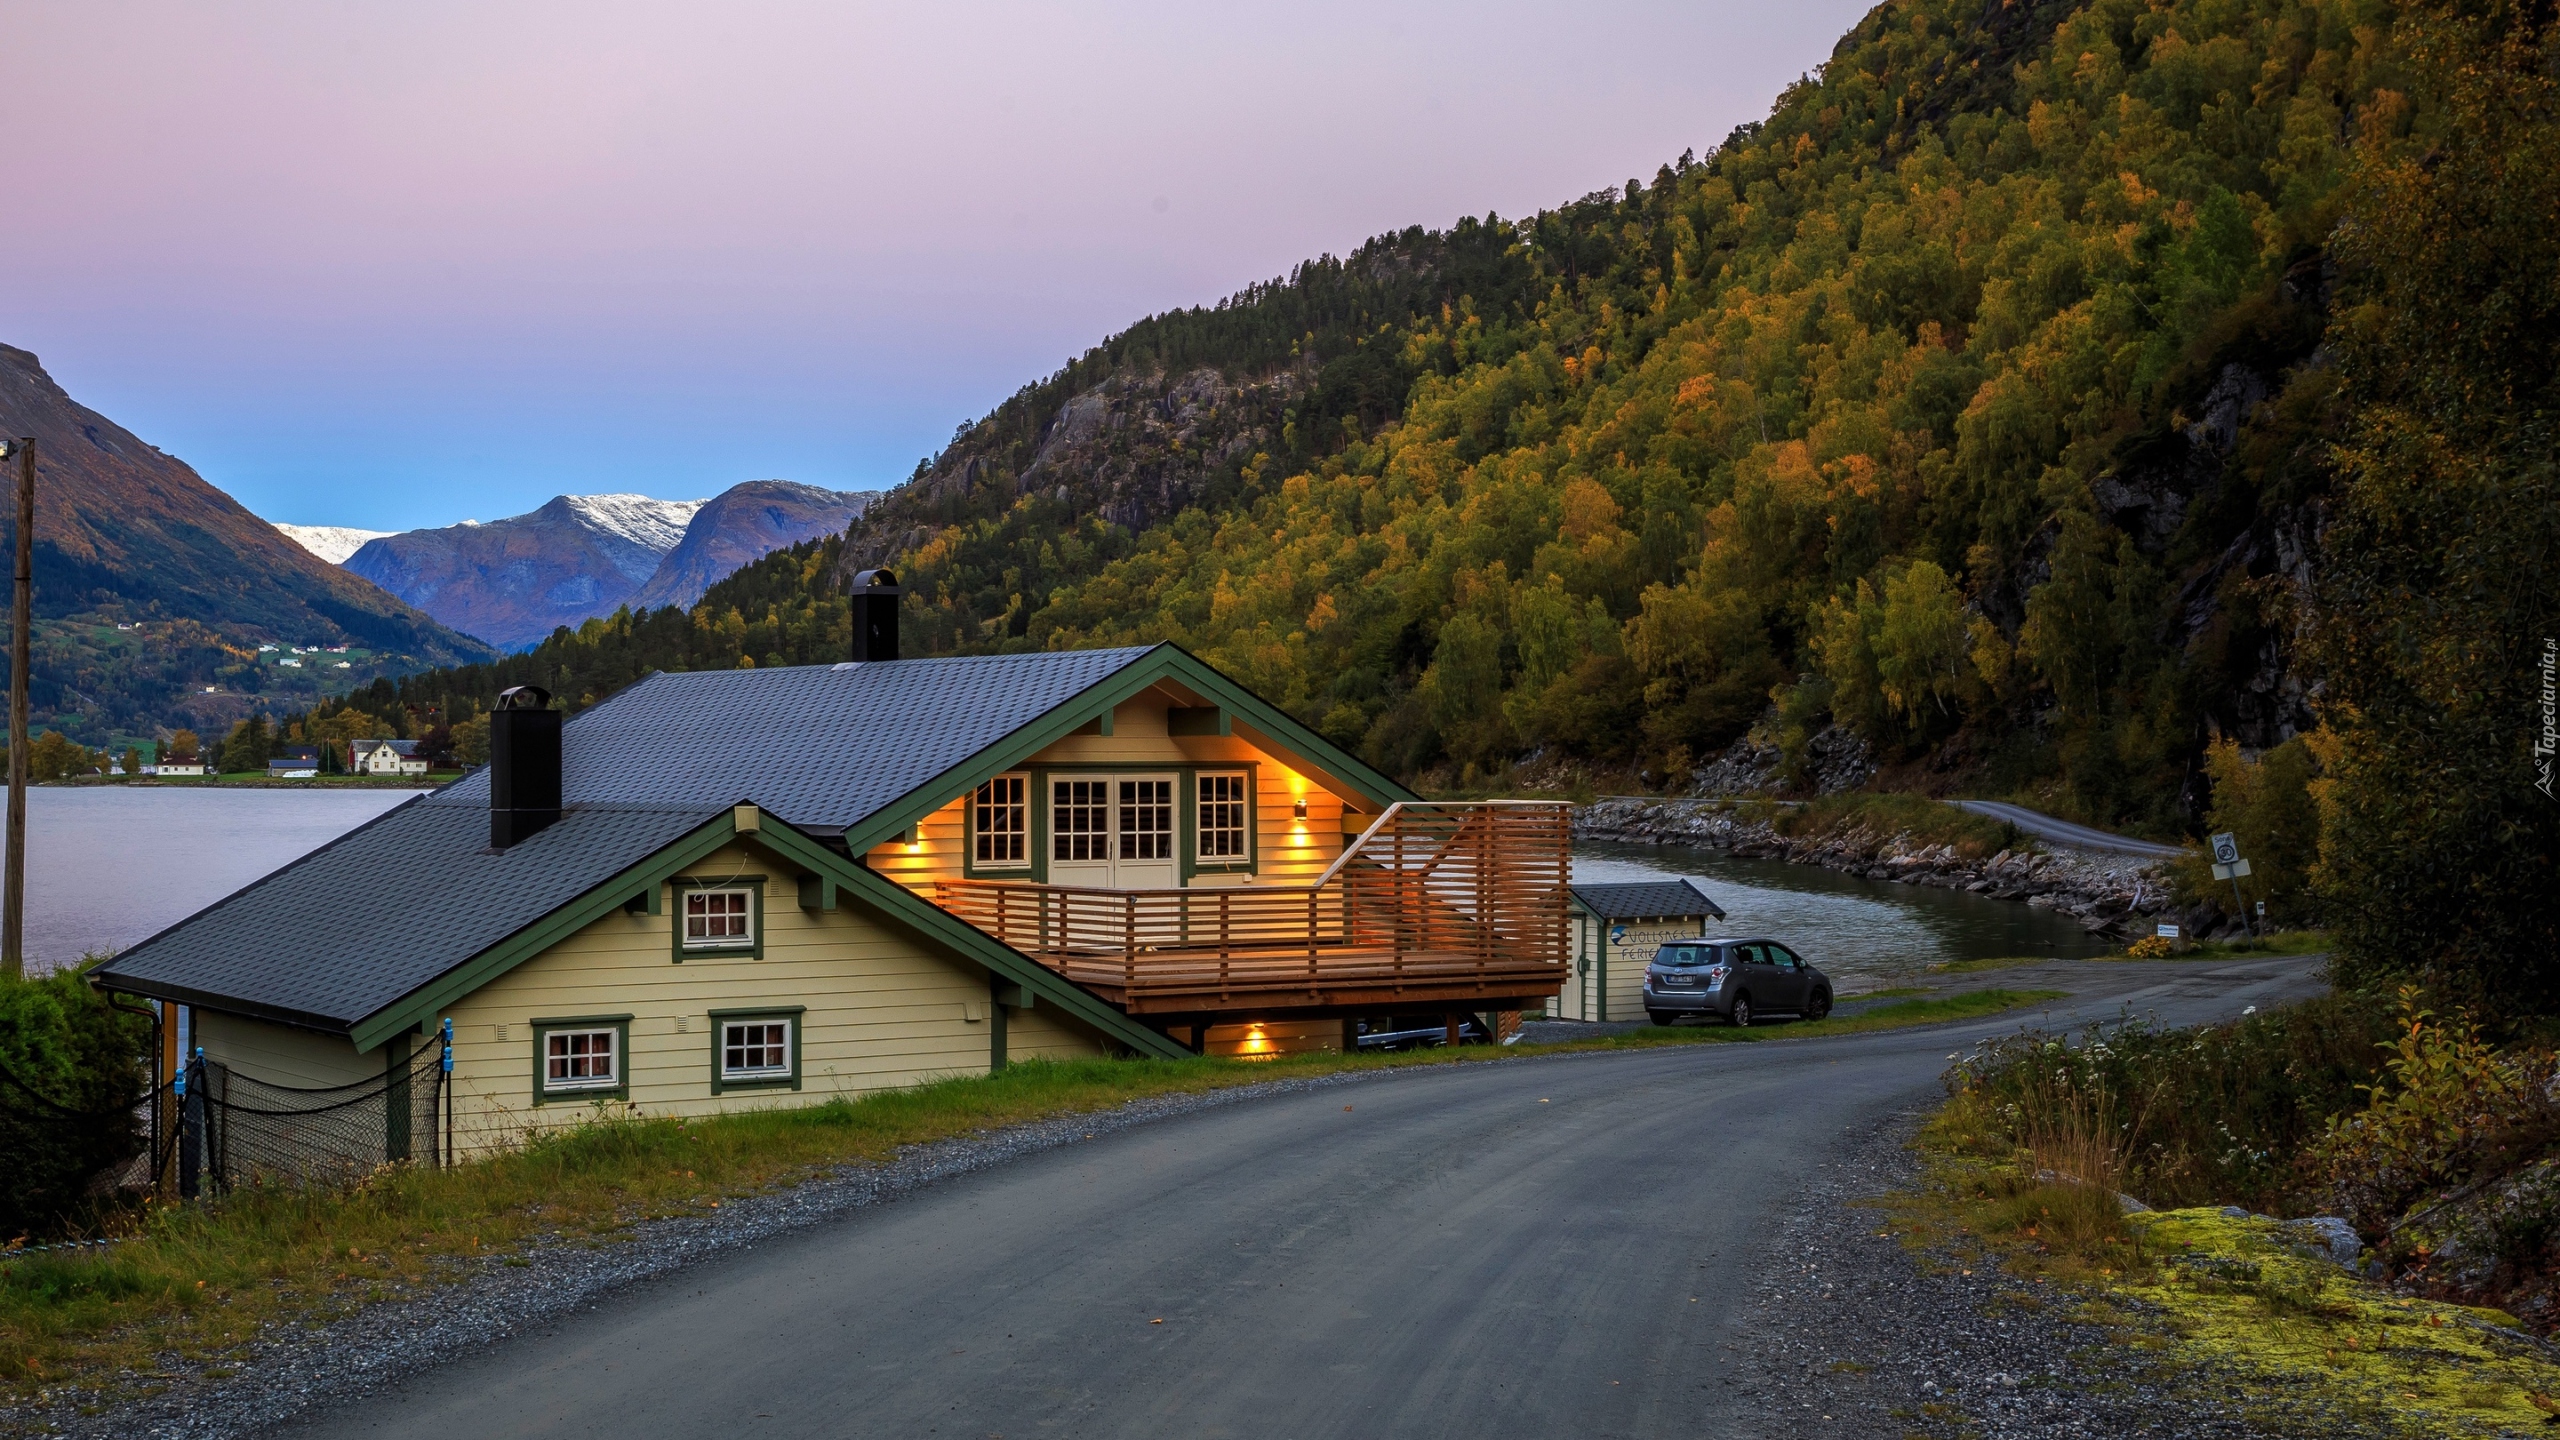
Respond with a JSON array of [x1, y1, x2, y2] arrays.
[[1, 0, 1875, 530]]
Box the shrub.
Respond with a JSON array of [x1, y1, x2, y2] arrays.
[[0, 965, 153, 1240], [1945, 994, 2398, 1212]]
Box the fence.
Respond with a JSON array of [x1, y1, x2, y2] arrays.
[[177, 1041, 449, 1195]]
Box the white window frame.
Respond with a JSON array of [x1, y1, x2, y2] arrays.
[[720, 1017, 793, 1081], [1196, 772, 1252, 865], [972, 773, 1030, 870], [542, 1027, 620, 1093], [682, 886, 756, 950]]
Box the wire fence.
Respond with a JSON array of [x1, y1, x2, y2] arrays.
[[183, 1042, 448, 1195]]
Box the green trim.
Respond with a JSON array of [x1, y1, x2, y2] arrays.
[[1187, 764, 1257, 877], [743, 822, 1190, 1060], [834, 643, 1413, 861], [669, 876, 766, 962], [795, 875, 839, 912], [531, 1013, 632, 1105], [961, 771, 1035, 880], [1167, 706, 1229, 737], [707, 1005, 805, 1095], [355, 812, 746, 1051]]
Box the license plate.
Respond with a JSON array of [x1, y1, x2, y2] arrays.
[[1662, 976, 1692, 987]]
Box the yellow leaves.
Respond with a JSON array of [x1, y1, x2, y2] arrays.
[[1303, 593, 1339, 634], [1558, 478, 1623, 544]]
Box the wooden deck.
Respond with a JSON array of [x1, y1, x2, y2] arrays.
[[935, 802, 1571, 1017]]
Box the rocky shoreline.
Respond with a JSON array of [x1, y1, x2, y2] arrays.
[[1574, 796, 2225, 943]]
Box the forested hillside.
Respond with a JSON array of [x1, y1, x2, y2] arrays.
[[384, 0, 2389, 826]]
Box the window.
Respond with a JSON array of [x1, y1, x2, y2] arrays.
[[973, 774, 1028, 867], [708, 1006, 805, 1094], [1054, 779, 1108, 860], [1118, 779, 1173, 860], [684, 888, 753, 948], [546, 1029, 617, 1089], [1197, 773, 1250, 862], [531, 1014, 631, 1103], [722, 1019, 791, 1079]]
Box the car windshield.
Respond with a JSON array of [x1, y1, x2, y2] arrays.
[[1653, 944, 1719, 968]]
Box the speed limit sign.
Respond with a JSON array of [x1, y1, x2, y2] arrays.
[[2210, 832, 2241, 866]]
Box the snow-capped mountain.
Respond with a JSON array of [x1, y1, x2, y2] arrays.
[[329, 485, 861, 651], [274, 523, 396, 565]]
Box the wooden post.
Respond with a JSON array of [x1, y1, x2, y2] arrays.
[[3, 437, 30, 979], [1443, 1013, 1462, 1048], [1123, 891, 1137, 992]]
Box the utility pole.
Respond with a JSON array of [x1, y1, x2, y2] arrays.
[[3, 436, 30, 980]]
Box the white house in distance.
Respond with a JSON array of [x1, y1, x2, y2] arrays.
[[1553, 879, 1727, 1023], [351, 739, 430, 777]]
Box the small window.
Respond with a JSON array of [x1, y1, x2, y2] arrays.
[[1197, 773, 1250, 863], [722, 1018, 792, 1080], [1118, 779, 1173, 860], [1054, 780, 1108, 860], [973, 774, 1028, 867], [544, 1028, 618, 1091], [683, 888, 753, 949]]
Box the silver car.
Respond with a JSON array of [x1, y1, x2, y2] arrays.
[[1642, 937, 1833, 1027]]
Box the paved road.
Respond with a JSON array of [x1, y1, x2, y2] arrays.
[[282, 956, 2319, 1440], [1951, 799, 2187, 859]]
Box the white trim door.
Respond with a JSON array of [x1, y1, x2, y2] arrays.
[[1048, 774, 1181, 889]]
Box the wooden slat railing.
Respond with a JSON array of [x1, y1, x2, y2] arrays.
[[934, 802, 1571, 1013]]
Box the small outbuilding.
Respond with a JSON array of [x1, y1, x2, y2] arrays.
[[1554, 879, 1727, 1023]]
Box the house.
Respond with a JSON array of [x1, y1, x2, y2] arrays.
[[1553, 879, 1727, 1023], [154, 760, 208, 777], [266, 746, 321, 779], [351, 738, 430, 777], [96, 574, 1570, 1168]]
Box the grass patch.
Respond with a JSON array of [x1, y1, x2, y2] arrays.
[[1894, 1115, 2560, 1437], [0, 986, 2066, 1398], [1775, 792, 2020, 859], [2108, 929, 2331, 962], [1842, 986, 1934, 1000], [1929, 955, 2064, 975]]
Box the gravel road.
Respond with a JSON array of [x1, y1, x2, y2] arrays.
[[6, 955, 2325, 1440]]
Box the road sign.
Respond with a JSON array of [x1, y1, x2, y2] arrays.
[[2210, 832, 2242, 866], [2212, 859, 2253, 881], [2157, 923, 2181, 939]]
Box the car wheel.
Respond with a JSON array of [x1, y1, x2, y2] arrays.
[[1647, 1009, 1675, 1027], [1805, 988, 1832, 1021], [1729, 994, 1752, 1028]]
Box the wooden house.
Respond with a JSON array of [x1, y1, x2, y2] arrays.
[[96, 576, 1569, 1165], [1553, 879, 1726, 1023], [351, 738, 430, 777]]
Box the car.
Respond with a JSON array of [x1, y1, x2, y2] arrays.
[[1350, 1012, 1494, 1051], [1642, 937, 1833, 1027]]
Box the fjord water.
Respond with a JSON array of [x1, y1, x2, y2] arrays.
[[11, 788, 2110, 987], [15, 786, 415, 973], [1573, 840, 2114, 994]]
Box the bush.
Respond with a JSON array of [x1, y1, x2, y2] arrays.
[[0, 965, 153, 1240], [1945, 993, 2398, 1212]]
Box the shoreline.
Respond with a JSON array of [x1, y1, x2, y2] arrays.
[[1574, 795, 2198, 943], [36, 776, 450, 791]]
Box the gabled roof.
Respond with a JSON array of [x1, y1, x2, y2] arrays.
[[1570, 878, 1726, 920], [95, 643, 1405, 1055]]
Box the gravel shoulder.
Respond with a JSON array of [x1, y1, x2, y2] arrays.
[[1724, 1107, 2420, 1440]]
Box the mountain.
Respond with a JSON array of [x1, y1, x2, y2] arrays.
[[354, 0, 2436, 835], [343, 494, 704, 650], [275, 524, 393, 565], [0, 345, 498, 747], [628, 481, 876, 613]]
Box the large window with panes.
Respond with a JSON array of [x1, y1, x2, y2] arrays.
[[972, 774, 1029, 868], [1196, 773, 1250, 864]]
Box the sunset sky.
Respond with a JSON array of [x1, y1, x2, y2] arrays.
[[4, 1, 1874, 531]]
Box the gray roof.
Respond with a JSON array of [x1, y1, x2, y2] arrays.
[[99, 800, 713, 1031], [1570, 878, 1725, 920], [99, 648, 1161, 1031], [440, 647, 1155, 829]]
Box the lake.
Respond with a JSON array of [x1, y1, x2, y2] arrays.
[[9, 790, 2110, 988], [13, 786, 417, 973]]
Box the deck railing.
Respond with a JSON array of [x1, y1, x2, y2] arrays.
[[933, 801, 1571, 1013]]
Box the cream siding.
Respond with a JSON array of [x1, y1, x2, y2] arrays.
[[435, 838, 1108, 1155], [193, 1009, 377, 1088], [1555, 911, 1709, 1022]]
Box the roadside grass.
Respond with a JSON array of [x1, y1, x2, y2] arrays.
[[1774, 792, 2020, 858], [1893, 1093, 2560, 1438], [0, 985, 2063, 1398], [1841, 986, 1933, 1001]]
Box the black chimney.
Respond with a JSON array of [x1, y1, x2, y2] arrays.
[[850, 568, 902, 662], [488, 685, 561, 849]]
